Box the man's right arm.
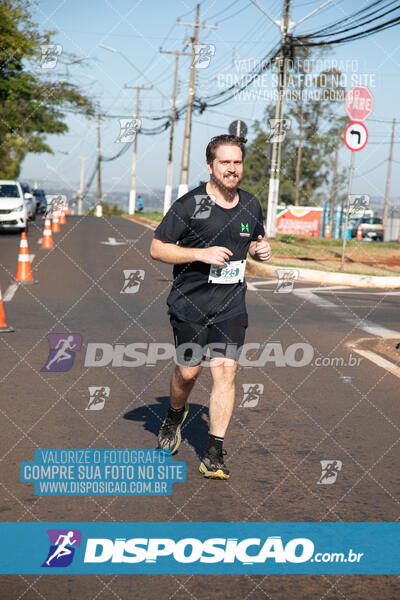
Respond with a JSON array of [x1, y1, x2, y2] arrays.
[[150, 238, 232, 266]]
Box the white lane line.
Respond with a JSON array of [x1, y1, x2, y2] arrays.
[[246, 280, 277, 290], [3, 283, 18, 302], [316, 289, 400, 296], [350, 347, 400, 380], [294, 288, 400, 338], [3, 254, 35, 302]]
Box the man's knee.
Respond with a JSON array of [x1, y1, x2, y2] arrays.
[[210, 359, 238, 383], [175, 364, 202, 385]]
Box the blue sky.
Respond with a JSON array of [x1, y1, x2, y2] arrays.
[[22, 0, 400, 204]]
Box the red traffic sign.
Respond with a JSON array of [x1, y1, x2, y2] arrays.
[[344, 121, 368, 152], [345, 86, 374, 122]]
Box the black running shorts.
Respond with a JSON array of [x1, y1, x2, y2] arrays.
[[170, 313, 248, 366]]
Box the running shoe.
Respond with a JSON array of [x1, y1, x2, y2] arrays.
[[157, 402, 189, 454], [199, 446, 230, 479]]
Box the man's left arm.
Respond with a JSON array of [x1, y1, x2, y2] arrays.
[[249, 236, 271, 262]]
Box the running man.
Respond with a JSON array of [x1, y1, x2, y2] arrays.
[[45, 335, 77, 371], [150, 134, 271, 479], [46, 531, 76, 566]]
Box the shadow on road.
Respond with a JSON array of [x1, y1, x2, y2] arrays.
[[123, 396, 209, 458]]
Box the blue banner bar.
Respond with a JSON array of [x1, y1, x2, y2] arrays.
[[0, 522, 398, 574]]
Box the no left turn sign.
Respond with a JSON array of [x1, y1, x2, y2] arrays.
[[344, 121, 368, 152]]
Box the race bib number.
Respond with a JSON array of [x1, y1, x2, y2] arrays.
[[208, 260, 246, 284]]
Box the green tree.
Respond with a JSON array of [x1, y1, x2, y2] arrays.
[[0, 0, 95, 179]]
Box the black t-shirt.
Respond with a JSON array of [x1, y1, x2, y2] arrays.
[[154, 183, 265, 324]]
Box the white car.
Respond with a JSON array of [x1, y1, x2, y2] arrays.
[[0, 180, 29, 232], [19, 182, 36, 221]]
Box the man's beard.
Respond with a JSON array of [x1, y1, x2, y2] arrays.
[[212, 172, 242, 193]]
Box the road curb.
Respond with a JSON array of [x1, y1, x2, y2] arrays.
[[123, 215, 157, 230], [246, 258, 400, 289]]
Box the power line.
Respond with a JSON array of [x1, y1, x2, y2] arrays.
[[295, 0, 400, 46], [207, 0, 242, 21], [216, 2, 253, 24]]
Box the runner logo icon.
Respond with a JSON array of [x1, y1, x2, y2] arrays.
[[42, 529, 82, 567], [318, 460, 342, 484], [86, 386, 110, 410], [240, 383, 264, 407], [120, 270, 145, 294], [193, 44, 216, 69], [274, 269, 299, 294], [193, 195, 215, 219], [41, 334, 82, 372]]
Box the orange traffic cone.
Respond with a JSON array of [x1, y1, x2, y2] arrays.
[[51, 213, 60, 233], [324, 223, 331, 239], [12, 232, 38, 284], [64, 202, 69, 215], [41, 217, 53, 249], [60, 206, 66, 225], [356, 224, 363, 241], [0, 285, 14, 332]]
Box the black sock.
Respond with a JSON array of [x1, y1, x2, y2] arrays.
[[207, 433, 224, 453], [167, 405, 185, 423]]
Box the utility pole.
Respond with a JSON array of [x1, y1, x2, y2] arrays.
[[329, 128, 341, 234], [383, 118, 396, 241], [265, 0, 290, 237], [125, 85, 152, 215], [250, 0, 333, 237], [340, 152, 355, 271], [96, 115, 102, 217], [78, 156, 86, 216], [160, 50, 191, 214], [177, 4, 218, 198]]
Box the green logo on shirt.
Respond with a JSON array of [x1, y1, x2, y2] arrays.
[[241, 223, 249, 233]]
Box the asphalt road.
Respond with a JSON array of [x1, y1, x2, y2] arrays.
[[0, 216, 399, 599]]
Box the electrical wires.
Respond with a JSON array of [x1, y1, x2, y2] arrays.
[[295, 0, 400, 47]]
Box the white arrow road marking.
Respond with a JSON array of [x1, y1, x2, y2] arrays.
[[100, 237, 138, 246]]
